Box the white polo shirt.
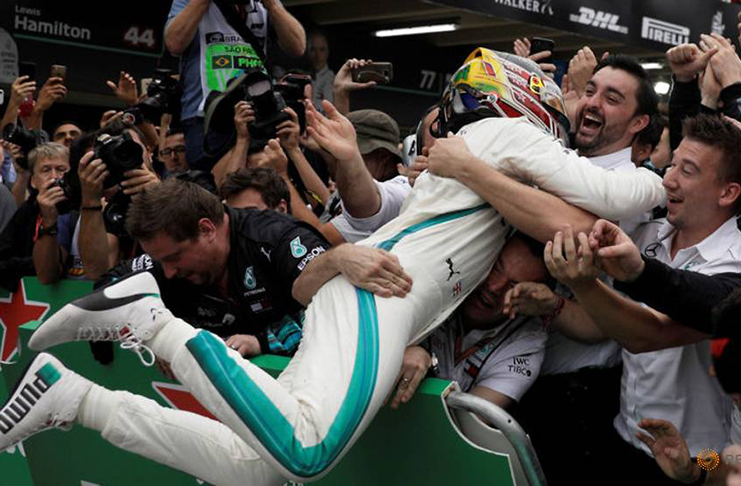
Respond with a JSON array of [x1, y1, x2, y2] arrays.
[[615, 216, 741, 457], [424, 313, 547, 401], [330, 175, 411, 243]]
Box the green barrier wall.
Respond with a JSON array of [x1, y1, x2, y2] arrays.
[[2, 278, 516, 486]]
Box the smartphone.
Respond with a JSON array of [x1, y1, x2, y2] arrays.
[[0, 89, 4, 105], [351, 62, 393, 84], [19, 61, 36, 81], [50, 64, 67, 82], [529, 37, 555, 63]]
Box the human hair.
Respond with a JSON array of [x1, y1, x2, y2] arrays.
[[594, 54, 658, 118], [99, 119, 147, 144], [126, 178, 225, 242], [52, 121, 83, 134], [635, 113, 667, 152], [27, 142, 69, 174], [220, 167, 291, 212], [68, 131, 98, 169], [682, 114, 741, 196], [166, 127, 185, 138]]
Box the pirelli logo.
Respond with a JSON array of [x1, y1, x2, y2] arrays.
[[641, 17, 689, 45], [0, 365, 56, 434]]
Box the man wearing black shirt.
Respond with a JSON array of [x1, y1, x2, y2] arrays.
[[100, 180, 329, 356]]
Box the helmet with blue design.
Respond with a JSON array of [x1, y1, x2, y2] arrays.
[[436, 47, 570, 145]]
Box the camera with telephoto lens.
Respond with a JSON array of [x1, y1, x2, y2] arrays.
[[1, 123, 49, 170], [93, 133, 143, 189], [204, 67, 291, 154], [275, 73, 311, 134], [122, 69, 182, 125]]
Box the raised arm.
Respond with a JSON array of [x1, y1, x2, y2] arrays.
[[165, 0, 210, 55], [428, 118, 666, 224], [263, 0, 305, 57], [305, 100, 380, 218], [425, 132, 596, 243]]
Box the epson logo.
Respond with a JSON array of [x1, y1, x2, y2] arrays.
[[641, 17, 690, 45], [569, 7, 628, 34], [0, 371, 50, 434], [297, 247, 326, 271]]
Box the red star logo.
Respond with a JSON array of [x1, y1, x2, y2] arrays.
[[151, 381, 218, 421], [0, 281, 49, 363]]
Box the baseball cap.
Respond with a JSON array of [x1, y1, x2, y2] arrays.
[[347, 109, 403, 162]]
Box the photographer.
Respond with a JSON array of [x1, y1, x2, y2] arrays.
[[0, 143, 72, 290], [164, 0, 306, 170], [77, 124, 160, 281]]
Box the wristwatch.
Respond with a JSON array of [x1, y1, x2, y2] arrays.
[[38, 222, 58, 238]]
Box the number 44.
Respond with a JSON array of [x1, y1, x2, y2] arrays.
[[124, 26, 155, 48]]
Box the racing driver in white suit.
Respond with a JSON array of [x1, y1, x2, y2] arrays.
[[0, 48, 666, 486]]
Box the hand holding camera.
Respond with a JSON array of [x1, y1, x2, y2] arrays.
[[78, 151, 108, 206], [37, 177, 68, 225], [334, 59, 378, 94], [233, 101, 256, 142], [276, 105, 300, 152]]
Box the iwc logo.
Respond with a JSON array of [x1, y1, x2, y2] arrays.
[[697, 448, 720, 472]]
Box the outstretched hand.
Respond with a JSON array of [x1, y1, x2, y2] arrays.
[[305, 100, 361, 163], [106, 71, 139, 106]]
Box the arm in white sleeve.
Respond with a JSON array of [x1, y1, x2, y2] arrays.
[[463, 118, 666, 221]]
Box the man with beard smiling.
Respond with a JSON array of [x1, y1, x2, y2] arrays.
[[573, 55, 656, 162], [390, 233, 552, 411]]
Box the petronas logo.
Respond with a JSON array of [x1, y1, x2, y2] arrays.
[[244, 266, 257, 290], [290, 237, 307, 258]]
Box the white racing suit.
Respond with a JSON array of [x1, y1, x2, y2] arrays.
[[94, 117, 666, 485]]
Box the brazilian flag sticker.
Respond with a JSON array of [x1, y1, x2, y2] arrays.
[[212, 55, 232, 69]]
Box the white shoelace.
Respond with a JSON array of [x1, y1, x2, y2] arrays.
[[75, 325, 155, 367]]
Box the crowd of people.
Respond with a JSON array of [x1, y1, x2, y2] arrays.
[[2, 1, 741, 485]]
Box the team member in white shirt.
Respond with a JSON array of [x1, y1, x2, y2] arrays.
[[540, 113, 741, 485], [391, 233, 551, 411]]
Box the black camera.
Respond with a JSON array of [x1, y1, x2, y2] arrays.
[[102, 191, 131, 238], [93, 133, 143, 188], [275, 73, 311, 134], [50, 175, 78, 215], [204, 68, 291, 154], [123, 69, 182, 125], [2, 123, 48, 170]]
